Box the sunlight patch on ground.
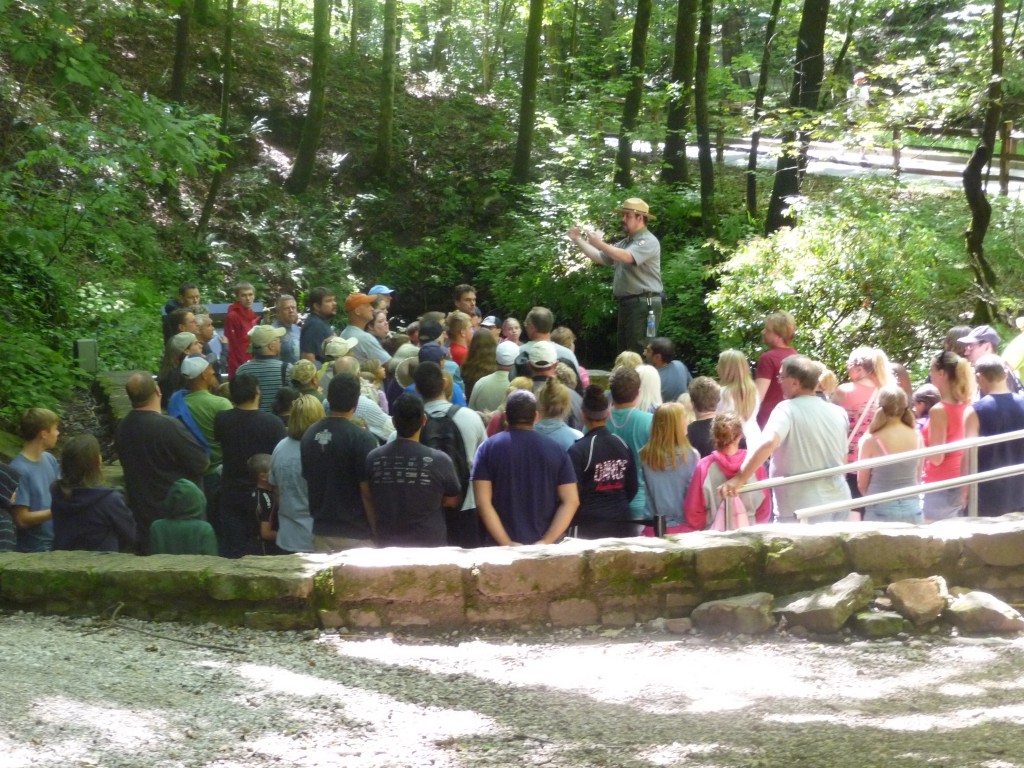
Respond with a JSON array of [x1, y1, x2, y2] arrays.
[[322, 635, 1018, 720], [33, 696, 169, 747], [233, 662, 499, 762], [637, 741, 726, 766], [257, 138, 293, 176], [323, 637, 830, 711]]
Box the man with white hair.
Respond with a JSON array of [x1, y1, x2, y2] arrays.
[[721, 354, 850, 523], [272, 294, 302, 364]]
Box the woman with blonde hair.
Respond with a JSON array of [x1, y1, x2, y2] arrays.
[[268, 394, 326, 553], [921, 351, 976, 521], [535, 378, 583, 451], [856, 386, 923, 523], [716, 349, 761, 449], [833, 346, 892, 509], [636, 364, 663, 414], [639, 402, 700, 535], [614, 351, 643, 370]]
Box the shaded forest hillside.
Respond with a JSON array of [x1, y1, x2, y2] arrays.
[[3, 0, 1024, 428]]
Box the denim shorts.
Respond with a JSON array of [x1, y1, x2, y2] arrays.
[[922, 487, 964, 522], [864, 496, 923, 524]]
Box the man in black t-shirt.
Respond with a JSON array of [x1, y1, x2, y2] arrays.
[[363, 394, 460, 547], [301, 373, 379, 551], [214, 373, 286, 557]]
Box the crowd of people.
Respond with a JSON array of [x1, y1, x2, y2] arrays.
[[3, 275, 1024, 558]]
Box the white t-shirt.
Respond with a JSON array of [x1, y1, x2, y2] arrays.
[[765, 395, 850, 522]]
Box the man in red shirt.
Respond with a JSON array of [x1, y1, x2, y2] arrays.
[[225, 282, 260, 378], [754, 311, 798, 429]]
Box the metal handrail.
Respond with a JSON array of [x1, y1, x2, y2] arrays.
[[794, 462, 1024, 522], [733, 427, 1024, 522]]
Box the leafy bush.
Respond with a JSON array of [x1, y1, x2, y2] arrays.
[[0, 320, 85, 427], [708, 179, 1024, 378]]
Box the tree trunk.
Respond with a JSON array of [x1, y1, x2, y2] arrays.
[[566, 0, 579, 88], [349, 0, 358, 55], [170, 0, 193, 103], [197, 0, 234, 237], [511, 0, 544, 183], [286, 0, 332, 194], [374, 0, 399, 178], [693, 0, 714, 234], [661, 0, 698, 185], [746, 0, 782, 217], [963, 0, 1004, 324], [430, 0, 454, 72], [720, 6, 749, 87], [480, 0, 492, 90], [613, 0, 653, 188], [823, 0, 859, 109], [194, 0, 209, 25], [765, 0, 830, 234]]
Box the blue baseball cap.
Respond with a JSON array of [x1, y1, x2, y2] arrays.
[[368, 285, 395, 296]]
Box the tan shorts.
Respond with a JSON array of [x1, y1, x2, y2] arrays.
[[313, 535, 375, 553]]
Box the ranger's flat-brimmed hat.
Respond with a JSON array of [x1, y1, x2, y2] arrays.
[[613, 197, 656, 220]]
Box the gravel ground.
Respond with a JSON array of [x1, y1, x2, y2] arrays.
[[3, 611, 1024, 768]]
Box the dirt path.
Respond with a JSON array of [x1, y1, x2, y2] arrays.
[[3, 612, 1023, 767]]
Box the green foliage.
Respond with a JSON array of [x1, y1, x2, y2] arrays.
[[0, 320, 85, 426], [708, 178, 1024, 378]]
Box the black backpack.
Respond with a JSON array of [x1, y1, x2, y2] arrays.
[[420, 404, 470, 507]]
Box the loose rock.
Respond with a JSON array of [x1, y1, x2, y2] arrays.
[[774, 572, 874, 634], [887, 576, 949, 626], [946, 590, 1024, 634], [690, 592, 775, 635]]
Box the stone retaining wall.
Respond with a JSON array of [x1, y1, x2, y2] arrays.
[[3, 518, 1024, 631]]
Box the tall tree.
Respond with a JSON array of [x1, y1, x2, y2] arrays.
[[693, 0, 714, 234], [429, 0, 454, 72], [963, 0, 1005, 323], [197, 0, 234, 236], [720, 5, 749, 87], [764, 0, 830, 234], [286, 0, 332, 194], [170, 0, 193, 103], [661, 0, 698, 185], [613, 0, 653, 188], [374, 0, 399, 177], [511, 0, 544, 184], [745, 0, 782, 216]]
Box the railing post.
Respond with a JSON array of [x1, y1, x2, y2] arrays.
[[1000, 120, 1012, 197], [968, 445, 979, 517]]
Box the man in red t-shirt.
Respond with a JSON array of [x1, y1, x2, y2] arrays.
[[225, 282, 260, 378], [755, 311, 798, 429]]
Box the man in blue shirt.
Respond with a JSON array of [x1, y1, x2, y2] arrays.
[[472, 390, 579, 546]]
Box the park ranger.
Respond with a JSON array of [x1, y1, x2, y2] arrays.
[[567, 197, 662, 354]]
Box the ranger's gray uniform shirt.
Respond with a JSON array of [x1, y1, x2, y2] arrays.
[[600, 228, 662, 297]]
